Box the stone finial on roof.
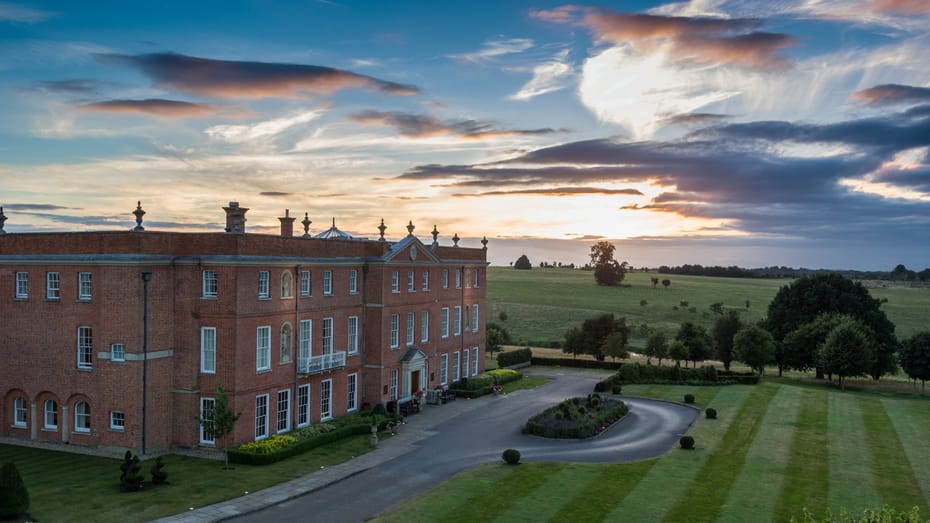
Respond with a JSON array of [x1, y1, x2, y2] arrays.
[[132, 201, 145, 232], [406, 220, 415, 236], [0, 206, 6, 234], [301, 212, 312, 238], [481, 236, 488, 251], [378, 218, 387, 241], [431, 224, 439, 246], [452, 233, 460, 247]]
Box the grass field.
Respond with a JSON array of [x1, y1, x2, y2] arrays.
[[375, 380, 930, 523], [487, 267, 930, 347]]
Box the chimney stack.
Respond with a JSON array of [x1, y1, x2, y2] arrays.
[[223, 202, 248, 234], [279, 209, 296, 238]]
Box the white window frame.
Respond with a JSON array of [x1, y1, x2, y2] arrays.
[[473, 268, 480, 287], [390, 369, 399, 400], [110, 411, 125, 432], [421, 311, 429, 343], [323, 270, 333, 296], [455, 269, 461, 289], [465, 268, 471, 288], [200, 397, 215, 444], [281, 271, 293, 298], [255, 394, 269, 440], [454, 306, 462, 336], [13, 397, 27, 427], [320, 379, 333, 420], [322, 317, 334, 354], [15, 272, 28, 299], [347, 373, 358, 412], [201, 327, 216, 374], [300, 270, 311, 297], [111, 343, 125, 363], [78, 272, 92, 300], [74, 401, 90, 433], [462, 350, 470, 382], [442, 269, 449, 289], [46, 272, 60, 300], [276, 389, 291, 434], [347, 316, 359, 354], [390, 314, 399, 348], [472, 304, 480, 333], [406, 312, 415, 346], [299, 319, 312, 366], [407, 270, 415, 292], [256, 326, 271, 371], [202, 270, 217, 298], [441, 307, 450, 339], [77, 326, 92, 370], [297, 384, 310, 428], [422, 270, 430, 291], [391, 271, 399, 293], [349, 269, 358, 294], [44, 400, 58, 430], [440, 354, 449, 385], [258, 270, 270, 299], [472, 347, 480, 376], [453, 352, 460, 382], [280, 323, 293, 364]]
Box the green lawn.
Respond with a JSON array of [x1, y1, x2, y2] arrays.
[[375, 380, 930, 523], [0, 434, 373, 522], [487, 267, 930, 346]]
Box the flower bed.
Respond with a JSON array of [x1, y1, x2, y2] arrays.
[[523, 394, 628, 439], [449, 369, 524, 398]]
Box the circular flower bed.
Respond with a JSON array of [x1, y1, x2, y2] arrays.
[[523, 394, 629, 439]]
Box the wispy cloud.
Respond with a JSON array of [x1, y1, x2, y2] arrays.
[[454, 186, 644, 197], [447, 38, 534, 63], [869, 0, 930, 15], [349, 110, 569, 140], [0, 2, 54, 23], [206, 107, 327, 144], [852, 83, 930, 106], [99, 52, 420, 98], [510, 49, 574, 101], [76, 98, 216, 118]]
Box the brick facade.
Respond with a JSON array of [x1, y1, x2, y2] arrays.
[[0, 205, 487, 454]]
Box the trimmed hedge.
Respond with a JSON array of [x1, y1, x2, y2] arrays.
[[523, 395, 629, 439], [593, 363, 759, 391], [498, 348, 532, 368], [449, 369, 524, 398], [228, 424, 371, 465], [531, 357, 623, 370]]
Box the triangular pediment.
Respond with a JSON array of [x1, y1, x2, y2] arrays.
[[382, 235, 440, 264]]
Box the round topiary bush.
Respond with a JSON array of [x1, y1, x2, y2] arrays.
[[679, 436, 695, 450], [705, 408, 717, 419], [684, 394, 695, 404], [0, 462, 30, 520], [502, 449, 521, 465]]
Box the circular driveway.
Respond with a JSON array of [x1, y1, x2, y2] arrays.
[[229, 372, 698, 523]]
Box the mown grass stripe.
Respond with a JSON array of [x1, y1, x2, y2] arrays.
[[622, 384, 721, 407], [774, 388, 829, 522], [717, 383, 802, 523], [434, 462, 563, 522], [882, 397, 930, 507], [551, 461, 656, 523], [860, 397, 930, 514], [662, 381, 780, 523], [493, 463, 621, 523], [828, 393, 880, 513], [603, 385, 755, 523]]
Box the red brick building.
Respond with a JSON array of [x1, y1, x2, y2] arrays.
[[0, 203, 487, 454]]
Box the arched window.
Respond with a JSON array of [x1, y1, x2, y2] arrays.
[[13, 396, 27, 427], [281, 271, 293, 298], [74, 401, 90, 433], [44, 399, 58, 429], [280, 323, 293, 364]]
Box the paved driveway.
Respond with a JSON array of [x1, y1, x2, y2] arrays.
[[228, 372, 698, 523]]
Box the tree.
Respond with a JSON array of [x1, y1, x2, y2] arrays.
[[734, 325, 775, 376], [562, 326, 584, 359], [590, 240, 627, 286], [198, 384, 242, 469], [513, 254, 532, 270], [764, 273, 898, 378], [818, 318, 874, 390], [562, 313, 628, 361], [712, 310, 743, 371], [486, 327, 504, 357], [602, 331, 630, 361], [0, 462, 30, 520], [119, 451, 144, 492], [781, 313, 846, 375], [898, 331, 930, 390], [676, 322, 712, 367], [662, 279, 671, 289], [709, 302, 725, 315], [668, 340, 689, 366], [651, 277, 659, 288], [645, 329, 668, 365]]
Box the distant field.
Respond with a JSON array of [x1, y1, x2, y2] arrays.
[[376, 380, 930, 523], [487, 267, 929, 347]]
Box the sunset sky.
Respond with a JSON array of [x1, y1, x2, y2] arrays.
[[1, 1, 928, 270]]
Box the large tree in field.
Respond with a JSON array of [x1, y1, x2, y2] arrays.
[[562, 313, 629, 361], [198, 384, 242, 470], [513, 254, 532, 270], [676, 322, 712, 367], [590, 240, 627, 286], [712, 310, 743, 371], [818, 318, 874, 390], [734, 325, 776, 376], [763, 273, 898, 378], [899, 331, 930, 390]]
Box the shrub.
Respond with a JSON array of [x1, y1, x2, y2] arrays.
[[229, 425, 372, 465], [498, 348, 532, 368], [0, 462, 30, 519], [119, 451, 144, 492], [502, 449, 521, 465], [705, 408, 717, 419], [487, 368, 522, 385], [524, 396, 629, 439], [150, 456, 168, 485], [531, 357, 623, 370], [680, 436, 695, 450], [372, 403, 388, 416], [684, 394, 695, 404]]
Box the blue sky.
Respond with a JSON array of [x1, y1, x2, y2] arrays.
[[1, 0, 928, 270]]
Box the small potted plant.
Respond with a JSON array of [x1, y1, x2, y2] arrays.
[[493, 384, 503, 396]]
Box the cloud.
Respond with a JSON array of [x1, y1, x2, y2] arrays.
[[349, 110, 569, 140], [851, 84, 930, 106], [663, 112, 730, 126], [99, 52, 419, 99], [1, 203, 75, 211], [448, 38, 534, 63], [454, 186, 644, 197], [0, 2, 54, 22], [510, 49, 574, 101], [259, 191, 292, 197], [206, 107, 327, 143], [868, 0, 930, 15], [28, 79, 115, 96], [76, 98, 215, 118]]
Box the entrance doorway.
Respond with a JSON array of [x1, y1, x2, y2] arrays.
[[411, 370, 421, 395]]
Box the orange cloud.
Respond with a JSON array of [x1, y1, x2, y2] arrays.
[[76, 98, 215, 118], [852, 84, 930, 106], [869, 0, 930, 15], [351, 110, 568, 140]]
